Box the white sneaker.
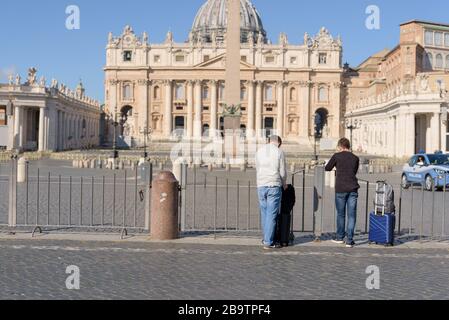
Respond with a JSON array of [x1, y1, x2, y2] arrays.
[[331, 239, 345, 244]]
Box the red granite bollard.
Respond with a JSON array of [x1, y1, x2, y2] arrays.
[[150, 171, 179, 240]]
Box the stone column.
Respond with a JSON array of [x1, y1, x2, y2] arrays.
[[194, 80, 202, 138], [441, 116, 447, 153], [186, 80, 194, 138], [388, 117, 395, 157], [19, 108, 27, 149], [210, 80, 218, 138], [300, 81, 311, 138], [255, 81, 263, 138], [13, 106, 21, 150], [138, 79, 149, 146], [402, 112, 415, 157], [430, 112, 441, 153], [59, 111, 64, 151], [277, 81, 285, 138], [163, 80, 173, 137], [247, 80, 255, 138], [38, 108, 46, 152]]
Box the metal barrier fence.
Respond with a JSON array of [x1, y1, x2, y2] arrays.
[[179, 165, 308, 235], [397, 181, 448, 240], [3, 158, 153, 238], [0, 162, 11, 226], [178, 165, 449, 241], [3, 158, 447, 241]]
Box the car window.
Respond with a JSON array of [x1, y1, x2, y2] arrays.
[[409, 156, 418, 167], [427, 155, 449, 165]]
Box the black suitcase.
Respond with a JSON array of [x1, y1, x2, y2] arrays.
[[275, 185, 296, 247]]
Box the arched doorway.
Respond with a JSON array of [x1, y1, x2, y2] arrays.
[[120, 105, 134, 137], [314, 108, 329, 138]]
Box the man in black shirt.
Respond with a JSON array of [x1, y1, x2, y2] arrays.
[[325, 138, 360, 248]]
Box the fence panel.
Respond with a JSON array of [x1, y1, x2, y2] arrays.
[[0, 162, 9, 225], [13, 162, 150, 233]]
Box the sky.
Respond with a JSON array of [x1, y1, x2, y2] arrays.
[[1, 0, 449, 101]]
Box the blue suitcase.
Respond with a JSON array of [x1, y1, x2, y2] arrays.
[[369, 212, 395, 246], [369, 182, 396, 246]]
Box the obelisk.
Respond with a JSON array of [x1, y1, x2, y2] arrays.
[[223, 0, 242, 163], [225, 0, 241, 108]]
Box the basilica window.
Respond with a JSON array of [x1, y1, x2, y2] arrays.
[[175, 116, 185, 130], [241, 56, 247, 62], [425, 30, 434, 46], [154, 86, 161, 99], [290, 87, 297, 101], [175, 83, 185, 100], [446, 55, 449, 69], [202, 86, 209, 100], [240, 87, 247, 100], [435, 32, 443, 46], [202, 124, 210, 136], [0, 106, 6, 126], [265, 56, 275, 64], [219, 84, 225, 100], [290, 56, 298, 65], [425, 52, 433, 69], [154, 55, 161, 63], [203, 55, 210, 62], [123, 83, 133, 100], [123, 51, 132, 62], [319, 53, 327, 65], [265, 85, 274, 101], [318, 86, 328, 102], [436, 54, 444, 69], [445, 34, 449, 47], [175, 55, 185, 63]]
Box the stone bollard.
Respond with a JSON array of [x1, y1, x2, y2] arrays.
[[90, 159, 96, 169], [17, 157, 28, 183], [240, 162, 247, 172], [225, 163, 231, 172], [72, 160, 77, 168], [119, 161, 125, 170], [150, 171, 179, 240]]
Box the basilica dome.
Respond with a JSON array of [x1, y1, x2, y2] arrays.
[[190, 0, 267, 44]]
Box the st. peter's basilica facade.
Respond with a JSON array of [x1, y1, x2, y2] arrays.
[[104, 0, 345, 148]]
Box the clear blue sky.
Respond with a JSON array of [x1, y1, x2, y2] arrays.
[[1, 0, 449, 101]]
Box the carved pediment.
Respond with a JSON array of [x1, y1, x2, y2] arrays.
[[194, 54, 256, 70], [311, 27, 342, 50], [108, 25, 144, 48]]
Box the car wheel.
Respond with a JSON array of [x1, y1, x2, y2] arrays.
[[401, 175, 410, 189], [425, 175, 434, 192]]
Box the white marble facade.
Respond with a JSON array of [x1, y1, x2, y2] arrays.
[[0, 68, 102, 152], [104, 0, 344, 146]]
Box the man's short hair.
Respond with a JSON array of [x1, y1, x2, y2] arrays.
[[338, 138, 351, 150], [268, 135, 282, 146]]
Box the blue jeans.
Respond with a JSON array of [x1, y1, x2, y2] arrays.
[[258, 187, 282, 246], [335, 192, 358, 243]]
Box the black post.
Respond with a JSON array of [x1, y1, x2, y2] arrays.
[[350, 126, 354, 153], [112, 115, 119, 160]]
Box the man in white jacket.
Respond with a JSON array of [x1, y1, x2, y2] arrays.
[[255, 135, 288, 250]]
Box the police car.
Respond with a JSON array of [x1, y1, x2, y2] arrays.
[[402, 152, 449, 191]]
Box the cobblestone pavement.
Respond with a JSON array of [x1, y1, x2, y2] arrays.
[[0, 239, 448, 300]]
